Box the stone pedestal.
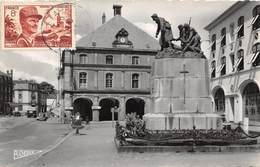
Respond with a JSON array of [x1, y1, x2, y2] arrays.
[[144, 51, 222, 130]]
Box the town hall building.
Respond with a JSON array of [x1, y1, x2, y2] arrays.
[[58, 5, 160, 121]]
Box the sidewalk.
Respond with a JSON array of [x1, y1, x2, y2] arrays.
[[29, 122, 260, 167]]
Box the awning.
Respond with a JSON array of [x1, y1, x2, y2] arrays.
[[248, 15, 259, 27], [217, 64, 225, 73], [235, 25, 243, 34], [248, 52, 259, 64], [207, 41, 216, 50], [217, 35, 225, 44], [210, 67, 215, 74], [234, 57, 243, 69]]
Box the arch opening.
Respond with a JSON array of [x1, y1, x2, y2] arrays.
[[126, 98, 145, 118], [99, 98, 119, 121], [214, 88, 225, 113], [73, 98, 93, 121], [242, 82, 260, 122]]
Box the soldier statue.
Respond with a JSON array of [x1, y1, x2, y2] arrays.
[[151, 14, 174, 51], [174, 23, 202, 53]]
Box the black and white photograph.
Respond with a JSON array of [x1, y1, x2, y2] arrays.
[[0, 0, 260, 166]]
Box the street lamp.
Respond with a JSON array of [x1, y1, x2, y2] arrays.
[[111, 106, 118, 127]]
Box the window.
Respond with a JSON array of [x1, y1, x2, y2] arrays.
[[220, 28, 226, 47], [79, 72, 87, 88], [18, 105, 23, 111], [132, 74, 139, 88], [211, 34, 216, 52], [132, 56, 139, 65], [214, 89, 225, 112], [211, 60, 216, 78], [229, 23, 235, 42], [253, 5, 260, 30], [79, 54, 88, 64], [252, 42, 260, 53], [237, 16, 244, 38], [18, 91, 22, 102], [105, 73, 113, 88], [212, 53, 215, 59], [250, 43, 260, 66], [106, 55, 113, 64], [236, 49, 244, 71], [220, 57, 226, 76], [230, 53, 235, 71], [243, 83, 260, 121], [18, 92, 22, 99]]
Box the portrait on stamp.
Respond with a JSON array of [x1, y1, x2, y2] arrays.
[[4, 3, 74, 49]]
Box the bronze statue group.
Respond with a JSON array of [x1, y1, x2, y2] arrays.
[[151, 14, 202, 53]]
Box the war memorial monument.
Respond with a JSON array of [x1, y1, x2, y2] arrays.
[[115, 14, 258, 151]]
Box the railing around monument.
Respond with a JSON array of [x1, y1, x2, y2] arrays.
[[115, 121, 258, 146]]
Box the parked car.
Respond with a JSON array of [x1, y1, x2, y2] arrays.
[[13, 112, 21, 117], [27, 110, 37, 118], [36, 115, 48, 121], [36, 113, 48, 121]]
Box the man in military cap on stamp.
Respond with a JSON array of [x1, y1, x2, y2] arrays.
[[16, 6, 42, 47]]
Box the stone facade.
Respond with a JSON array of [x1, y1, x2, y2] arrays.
[[205, 1, 260, 126], [58, 5, 160, 121], [0, 70, 13, 115], [13, 80, 47, 116]]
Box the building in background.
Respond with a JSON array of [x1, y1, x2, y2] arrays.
[[58, 5, 160, 121], [0, 70, 13, 115], [205, 1, 260, 129], [13, 80, 47, 117]]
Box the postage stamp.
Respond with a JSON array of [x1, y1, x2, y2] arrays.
[[3, 2, 74, 49]]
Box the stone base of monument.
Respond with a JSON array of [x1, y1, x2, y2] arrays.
[[143, 113, 222, 130]]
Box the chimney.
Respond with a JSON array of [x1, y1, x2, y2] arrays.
[[10, 69, 13, 79], [113, 5, 122, 16], [102, 12, 106, 24]]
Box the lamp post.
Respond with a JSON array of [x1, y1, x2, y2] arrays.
[[111, 106, 118, 127]]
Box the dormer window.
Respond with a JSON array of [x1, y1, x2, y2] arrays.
[[112, 28, 133, 48]]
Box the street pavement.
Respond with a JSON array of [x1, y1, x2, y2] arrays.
[[0, 117, 72, 167], [29, 121, 260, 167], [0, 117, 32, 133]]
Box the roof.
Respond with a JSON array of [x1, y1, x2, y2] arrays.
[[204, 0, 249, 31], [77, 15, 160, 50], [14, 79, 37, 84], [0, 70, 8, 77]]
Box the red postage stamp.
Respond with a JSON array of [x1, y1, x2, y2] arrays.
[[3, 3, 74, 49]]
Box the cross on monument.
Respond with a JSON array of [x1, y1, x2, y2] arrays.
[[179, 64, 189, 104]]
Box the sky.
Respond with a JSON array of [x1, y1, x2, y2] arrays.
[[0, 0, 236, 88]]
